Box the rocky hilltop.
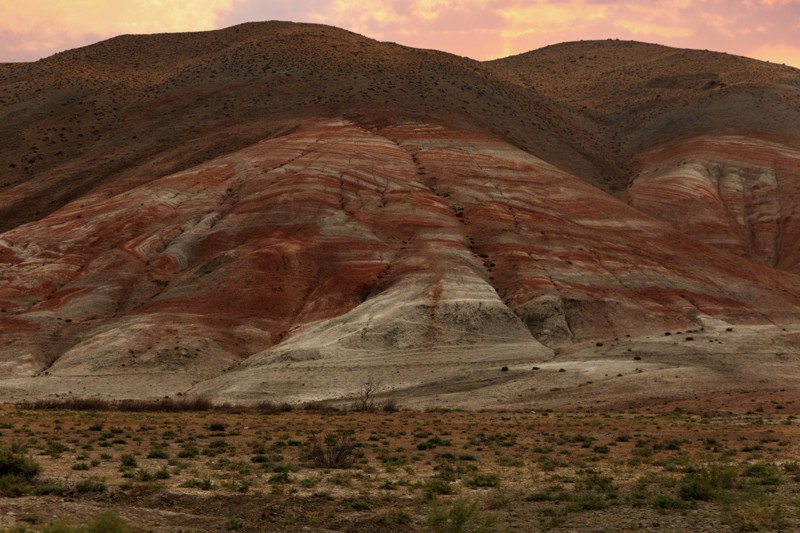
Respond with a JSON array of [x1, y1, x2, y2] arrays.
[[2, 22, 800, 410]]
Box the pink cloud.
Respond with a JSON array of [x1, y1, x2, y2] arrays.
[[248, 0, 800, 66], [2, 0, 800, 68], [750, 43, 800, 67], [0, 0, 234, 62]]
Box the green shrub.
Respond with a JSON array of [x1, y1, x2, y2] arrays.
[[424, 478, 454, 498], [537, 456, 561, 471], [744, 462, 782, 485], [653, 493, 693, 510], [568, 493, 608, 511], [0, 444, 41, 497], [0, 444, 41, 479], [428, 497, 496, 533], [76, 476, 107, 493], [708, 465, 739, 489], [87, 510, 130, 533], [575, 471, 616, 495], [178, 445, 199, 458], [680, 475, 714, 501], [31, 482, 70, 496], [0, 474, 27, 497], [268, 471, 291, 484], [16, 510, 129, 533], [568, 471, 618, 511], [45, 441, 70, 458], [180, 478, 213, 490], [146, 448, 168, 459], [468, 473, 499, 488], [680, 465, 739, 501]]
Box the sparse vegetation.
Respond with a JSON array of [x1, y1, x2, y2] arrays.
[[1, 406, 800, 531], [15, 397, 214, 412], [2, 510, 130, 533]]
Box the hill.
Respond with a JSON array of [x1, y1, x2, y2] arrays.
[[2, 23, 800, 410]]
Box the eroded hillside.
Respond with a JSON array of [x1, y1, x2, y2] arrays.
[[2, 23, 800, 406]]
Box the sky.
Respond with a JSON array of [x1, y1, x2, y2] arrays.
[[1, 0, 800, 67]]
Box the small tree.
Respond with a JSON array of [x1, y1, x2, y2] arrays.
[[351, 379, 379, 412]]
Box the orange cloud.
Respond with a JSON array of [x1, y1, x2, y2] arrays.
[[496, 1, 607, 56], [308, 0, 492, 36], [0, 0, 233, 60], [286, 0, 800, 63], [309, 0, 404, 38], [415, 0, 463, 21], [698, 11, 743, 38], [497, 2, 607, 35], [4, 0, 800, 67], [748, 43, 800, 68], [614, 20, 692, 38]]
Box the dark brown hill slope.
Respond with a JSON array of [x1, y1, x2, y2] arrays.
[[489, 40, 800, 155], [0, 21, 608, 233], [2, 25, 800, 408]]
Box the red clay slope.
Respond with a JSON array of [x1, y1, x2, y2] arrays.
[[490, 40, 800, 271], [1, 24, 800, 404]]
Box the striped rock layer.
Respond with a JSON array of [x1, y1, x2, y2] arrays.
[[2, 23, 800, 405]]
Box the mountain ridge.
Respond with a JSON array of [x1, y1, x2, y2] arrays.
[[2, 21, 800, 409]]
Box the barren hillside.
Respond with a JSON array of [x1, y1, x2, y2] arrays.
[[2, 23, 800, 408], [492, 41, 800, 271]]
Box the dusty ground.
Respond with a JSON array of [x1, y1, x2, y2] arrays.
[[2, 405, 800, 532], [3, 322, 799, 417]]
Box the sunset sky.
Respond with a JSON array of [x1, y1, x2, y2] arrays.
[[1, 0, 799, 66]]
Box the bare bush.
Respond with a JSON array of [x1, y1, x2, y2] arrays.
[[382, 398, 400, 412], [302, 401, 341, 414], [15, 398, 111, 411], [16, 397, 212, 412], [351, 380, 379, 412], [253, 400, 293, 414], [306, 432, 357, 469], [116, 397, 212, 412]]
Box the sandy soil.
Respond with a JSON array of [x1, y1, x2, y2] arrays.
[[2, 407, 799, 531], [2, 322, 799, 418]]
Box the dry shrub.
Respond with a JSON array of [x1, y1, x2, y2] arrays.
[[351, 380, 379, 412], [302, 401, 341, 414], [254, 400, 293, 414], [307, 432, 357, 469], [15, 398, 111, 411], [116, 397, 212, 412], [382, 398, 400, 412], [17, 397, 212, 412]]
